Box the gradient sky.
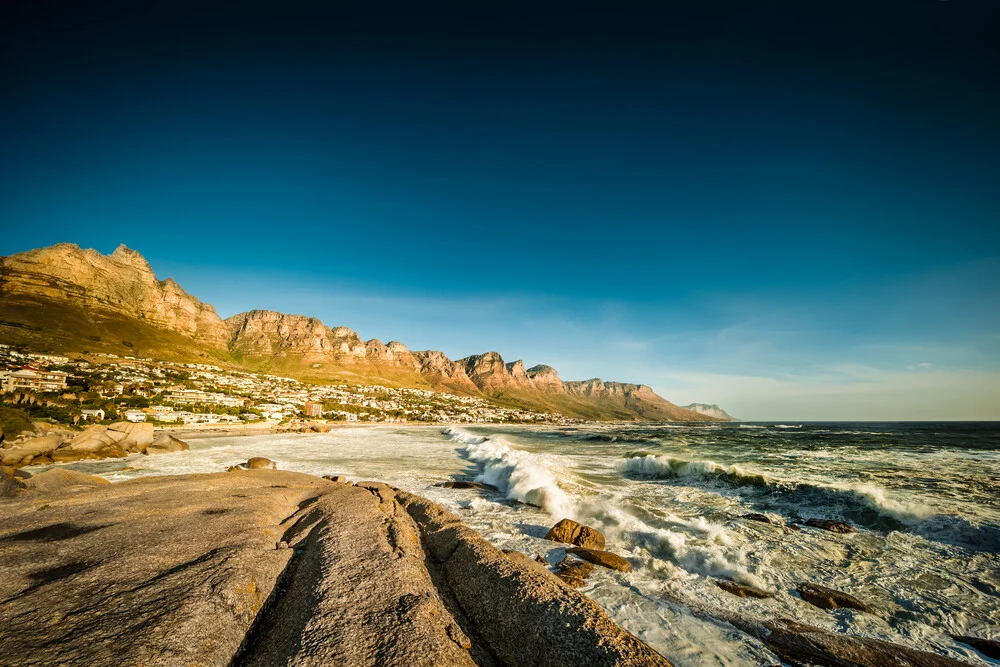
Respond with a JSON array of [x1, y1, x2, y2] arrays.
[[2, 1, 998, 420]]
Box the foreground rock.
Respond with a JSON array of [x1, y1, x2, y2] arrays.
[[22, 468, 111, 493], [545, 518, 606, 550], [566, 547, 632, 572], [0, 471, 669, 666], [805, 518, 855, 533], [797, 583, 872, 613], [1, 468, 26, 497]]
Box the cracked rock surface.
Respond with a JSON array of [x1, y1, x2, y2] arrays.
[[0, 471, 670, 667]]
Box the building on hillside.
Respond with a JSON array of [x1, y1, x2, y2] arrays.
[[28, 353, 70, 365], [304, 401, 324, 417], [3, 368, 69, 393], [124, 410, 147, 422], [80, 409, 105, 421]]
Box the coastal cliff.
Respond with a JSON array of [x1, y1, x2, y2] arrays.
[[0, 243, 722, 421], [0, 470, 669, 666]]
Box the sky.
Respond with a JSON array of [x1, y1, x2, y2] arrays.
[[1, 0, 998, 420]]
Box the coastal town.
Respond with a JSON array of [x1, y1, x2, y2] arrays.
[[0, 343, 571, 428]]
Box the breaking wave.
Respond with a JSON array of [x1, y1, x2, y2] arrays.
[[620, 454, 936, 527], [444, 427, 574, 518]]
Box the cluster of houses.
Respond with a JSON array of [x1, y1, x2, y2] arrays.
[[0, 344, 573, 426]]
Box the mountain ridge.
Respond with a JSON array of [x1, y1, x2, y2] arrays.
[[0, 243, 724, 421]]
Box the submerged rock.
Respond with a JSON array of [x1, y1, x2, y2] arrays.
[[545, 518, 606, 550], [566, 547, 632, 572], [715, 579, 773, 599], [434, 480, 498, 491], [951, 635, 1000, 659], [797, 583, 871, 612], [804, 518, 855, 533], [554, 556, 596, 588]]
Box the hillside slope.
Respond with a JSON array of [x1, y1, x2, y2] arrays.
[[0, 243, 718, 421]]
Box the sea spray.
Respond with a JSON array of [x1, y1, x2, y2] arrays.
[[619, 453, 938, 527], [446, 428, 575, 518]]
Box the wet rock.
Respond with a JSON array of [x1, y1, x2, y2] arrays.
[[805, 518, 855, 533], [741, 513, 772, 524], [434, 480, 498, 491], [797, 583, 871, 612], [554, 556, 595, 588], [727, 615, 967, 667], [951, 635, 1000, 660], [226, 465, 245, 472], [323, 475, 348, 483], [52, 449, 105, 463], [30, 455, 54, 465], [24, 469, 112, 493], [146, 434, 190, 455], [715, 579, 773, 599], [545, 518, 606, 550], [566, 547, 632, 573], [246, 457, 277, 470]]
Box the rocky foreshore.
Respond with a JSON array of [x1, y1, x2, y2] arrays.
[[0, 469, 669, 666]]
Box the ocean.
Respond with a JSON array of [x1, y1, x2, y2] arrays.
[[45, 422, 1000, 666]]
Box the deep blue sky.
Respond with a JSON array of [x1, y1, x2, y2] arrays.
[[1, 1, 998, 419]]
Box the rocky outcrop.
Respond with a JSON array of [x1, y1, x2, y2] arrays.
[[565, 547, 633, 573], [246, 456, 277, 469], [715, 580, 772, 599], [545, 518, 606, 550], [805, 518, 855, 533], [1, 243, 724, 422], [796, 583, 871, 612], [147, 433, 190, 454], [0, 243, 230, 347], [526, 364, 564, 392], [0, 471, 670, 666]]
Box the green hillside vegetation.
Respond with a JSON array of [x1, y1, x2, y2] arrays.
[[0, 295, 232, 364], [0, 406, 35, 439]]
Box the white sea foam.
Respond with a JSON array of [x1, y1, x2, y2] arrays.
[[446, 428, 575, 518]]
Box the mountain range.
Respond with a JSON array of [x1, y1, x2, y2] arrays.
[[0, 243, 724, 421]]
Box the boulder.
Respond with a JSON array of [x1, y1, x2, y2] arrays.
[[24, 469, 111, 493], [0, 434, 64, 465], [146, 434, 190, 455], [31, 456, 54, 465], [95, 446, 128, 459], [544, 518, 606, 550], [67, 426, 118, 452], [434, 481, 498, 491], [1, 468, 26, 497], [951, 635, 1000, 660], [52, 449, 105, 463], [554, 557, 595, 588], [804, 518, 855, 533], [566, 547, 632, 573], [226, 465, 245, 472], [323, 475, 348, 483], [246, 457, 277, 470], [108, 422, 154, 446], [715, 580, 773, 599], [797, 583, 871, 612], [741, 513, 772, 524]]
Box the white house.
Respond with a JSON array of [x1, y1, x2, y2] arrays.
[[80, 409, 105, 421], [124, 410, 147, 422]]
